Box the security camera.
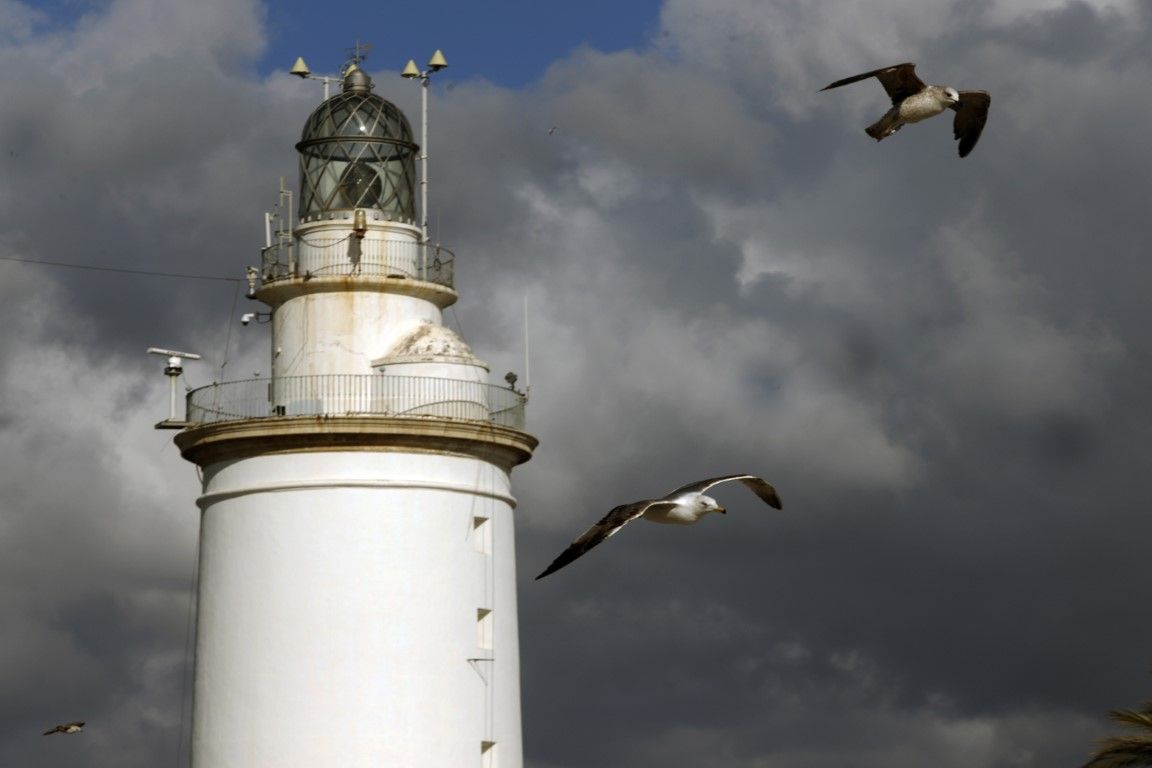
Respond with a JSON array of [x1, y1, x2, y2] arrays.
[[241, 313, 256, 325]]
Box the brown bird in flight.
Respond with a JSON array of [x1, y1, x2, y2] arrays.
[[43, 721, 85, 735], [821, 62, 991, 157], [536, 474, 783, 580]]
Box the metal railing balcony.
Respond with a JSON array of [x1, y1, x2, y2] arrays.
[[260, 239, 455, 289], [186, 374, 526, 429]]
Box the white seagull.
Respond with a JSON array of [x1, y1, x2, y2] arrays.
[[43, 721, 85, 736], [821, 62, 991, 157], [535, 474, 783, 580]]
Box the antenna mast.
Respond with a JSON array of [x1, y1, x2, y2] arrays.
[[523, 295, 530, 395], [147, 347, 202, 427]]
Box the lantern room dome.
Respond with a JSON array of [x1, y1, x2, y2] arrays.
[[295, 67, 419, 223], [298, 69, 415, 146]]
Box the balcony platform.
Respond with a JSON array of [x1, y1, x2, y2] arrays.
[[174, 414, 537, 469], [173, 374, 535, 468]]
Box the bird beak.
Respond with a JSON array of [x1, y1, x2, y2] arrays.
[[717, 506, 727, 514]]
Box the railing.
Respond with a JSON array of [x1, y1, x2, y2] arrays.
[[261, 239, 455, 289], [186, 374, 526, 430]]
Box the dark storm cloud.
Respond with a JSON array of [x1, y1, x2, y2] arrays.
[[438, 2, 1151, 767], [989, 0, 1136, 62], [1, 0, 1150, 767], [0, 0, 305, 365], [0, 2, 265, 765]]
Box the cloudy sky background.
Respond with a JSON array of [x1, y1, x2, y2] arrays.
[[2, 0, 1150, 766]]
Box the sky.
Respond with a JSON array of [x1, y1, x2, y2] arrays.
[[256, 0, 666, 87], [1, 0, 1150, 766]]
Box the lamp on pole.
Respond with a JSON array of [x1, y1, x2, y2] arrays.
[[291, 43, 372, 100], [401, 50, 447, 248], [289, 57, 341, 100]]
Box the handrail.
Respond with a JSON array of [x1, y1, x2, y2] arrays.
[[261, 239, 455, 289], [186, 374, 525, 430]]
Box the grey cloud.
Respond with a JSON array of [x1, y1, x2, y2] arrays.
[[987, 0, 1139, 63], [3, 0, 1152, 766]]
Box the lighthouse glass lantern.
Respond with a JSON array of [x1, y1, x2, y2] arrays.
[[296, 66, 417, 223]]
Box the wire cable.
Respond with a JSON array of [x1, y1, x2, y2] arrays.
[[0, 254, 242, 282], [215, 282, 242, 381], [448, 306, 469, 346]]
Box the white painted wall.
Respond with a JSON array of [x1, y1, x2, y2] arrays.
[[191, 450, 523, 768], [272, 291, 444, 378]]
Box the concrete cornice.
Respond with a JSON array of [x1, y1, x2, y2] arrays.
[[174, 415, 537, 469], [256, 275, 458, 308]]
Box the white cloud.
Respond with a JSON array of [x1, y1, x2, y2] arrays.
[[659, 0, 954, 113], [0, 0, 45, 42], [55, 0, 265, 90]]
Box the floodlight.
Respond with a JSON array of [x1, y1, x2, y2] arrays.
[[290, 57, 311, 78], [427, 50, 448, 72]]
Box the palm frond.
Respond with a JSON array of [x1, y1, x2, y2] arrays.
[[1083, 700, 1152, 768], [1083, 736, 1152, 767], [1110, 708, 1152, 731]]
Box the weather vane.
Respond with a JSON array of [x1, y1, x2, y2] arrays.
[[344, 40, 373, 73], [290, 40, 376, 100]]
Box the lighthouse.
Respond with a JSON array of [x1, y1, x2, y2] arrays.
[[170, 56, 536, 767]]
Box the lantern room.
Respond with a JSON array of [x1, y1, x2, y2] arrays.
[[295, 66, 418, 223]]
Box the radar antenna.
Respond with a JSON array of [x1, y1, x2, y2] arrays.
[[147, 347, 201, 428]]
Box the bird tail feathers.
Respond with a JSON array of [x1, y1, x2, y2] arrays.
[[865, 110, 902, 141]]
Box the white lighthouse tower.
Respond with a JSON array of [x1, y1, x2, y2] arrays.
[[171, 58, 536, 768]]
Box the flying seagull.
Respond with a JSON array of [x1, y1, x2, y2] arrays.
[[535, 474, 782, 580], [821, 62, 990, 157], [43, 721, 85, 736]]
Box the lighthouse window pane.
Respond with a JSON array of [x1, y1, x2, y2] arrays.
[[337, 162, 382, 208], [477, 608, 493, 650], [472, 516, 492, 554], [298, 145, 416, 219]]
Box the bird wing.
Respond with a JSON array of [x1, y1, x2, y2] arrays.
[[665, 474, 783, 510], [535, 500, 676, 580], [949, 90, 990, 158], [821, 63, 925, 106], [43, 722, 81, 735]]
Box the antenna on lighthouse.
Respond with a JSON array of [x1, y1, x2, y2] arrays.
[[523, 294, 531, 396], [292, 42, 375, 100], [401, 49, 448, 247], [148, 347, 201, 428]]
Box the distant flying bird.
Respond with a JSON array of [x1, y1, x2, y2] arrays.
[[547, 126, 557, 135], [821, 62, 990, 157], [535, 474, 783, 580], [43, 721, 84, 736]]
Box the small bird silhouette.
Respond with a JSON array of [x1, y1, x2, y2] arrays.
[[43, 721, 85, 736]]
